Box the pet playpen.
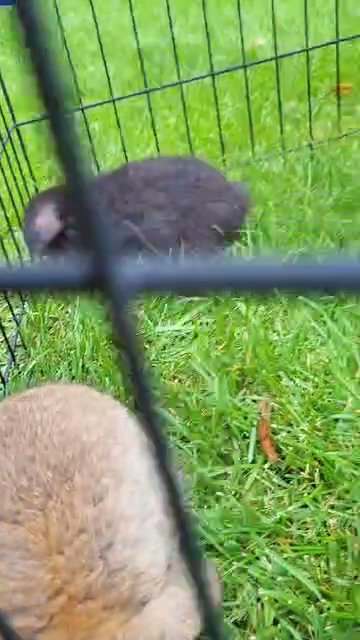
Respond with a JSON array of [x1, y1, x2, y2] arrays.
[[0, 1, 359, 638]]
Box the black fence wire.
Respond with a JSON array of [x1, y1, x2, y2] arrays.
[[1, 2, 360, 156], [0, 0, 359, 638]]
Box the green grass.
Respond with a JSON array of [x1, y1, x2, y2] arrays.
[[1, 1, 360, 638]]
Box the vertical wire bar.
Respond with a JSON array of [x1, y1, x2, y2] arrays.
[[0, 127, 28, 387], [0, 127, 14, 159], [236, 0, 255, 157], [2, 299, 27, 390], [52, 0, 100, 172], [334, 0, 342, 133], [0, 263, 22, 385], [87, 0, 129, 163], [270, 0, 285, 155], [164, 0, 194, 154], [0, 285, 21, 329], [0, 103, 29, 205], [0, 368, 6, 390], [0, 71, 38, 192], [0, 153, 23, 228], [0, 128, 8, 152], [0, 235, 26, 338], [0, 292, 25, 347], [0, 134, 26, 283], [0, 210, 24, 302], [201, 0, 226, 163], [0, 71, 30, 200], [0, 319, 17, 367], [0, 93, 27, 210], [127, 0, 160, 154], [12, 128, 38, 196], [0, 613, 24, 640], [0, 189, 24, 264], [15, 3, 225, 637], [0, 195, 26, 304], [0, 149, 25, 265], [304, 0, 314, 146], [0, 105, 27, 207]]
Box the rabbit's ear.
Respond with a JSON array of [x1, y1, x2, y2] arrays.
[[31, 201, 64, 245]]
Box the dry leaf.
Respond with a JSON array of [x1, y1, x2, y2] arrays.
[[333, 83, 353, 97], [257, 400, 279, 462]]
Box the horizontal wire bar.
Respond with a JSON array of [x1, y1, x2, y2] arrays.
[[124, 257, 360, 295], [245, 126, 360, 167], [15, 32, 360, 130], [13, 119, 360, 173], [2, 256, 360, 296], [0, 258, 95, 292]]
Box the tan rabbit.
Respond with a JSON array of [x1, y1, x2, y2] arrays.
[[0, 383, 221, 640]]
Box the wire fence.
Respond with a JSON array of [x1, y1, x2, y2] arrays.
[[0, 1, 359, 639], [1, 1, 360, 165]]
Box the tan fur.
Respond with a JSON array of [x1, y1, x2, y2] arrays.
[[0, 383, 221, 640]]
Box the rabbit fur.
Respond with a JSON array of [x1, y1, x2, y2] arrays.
[[0, 382, 221, 640], [23, 155, 250, 260]]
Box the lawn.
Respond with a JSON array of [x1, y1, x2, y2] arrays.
[[0, 0, 360, 638]]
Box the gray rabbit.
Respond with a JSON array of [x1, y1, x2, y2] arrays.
[[23, 155, 250, 259]]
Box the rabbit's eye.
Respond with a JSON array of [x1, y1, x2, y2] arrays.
[[48, 232, 67, 251], [47, 226, 76, 252]]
